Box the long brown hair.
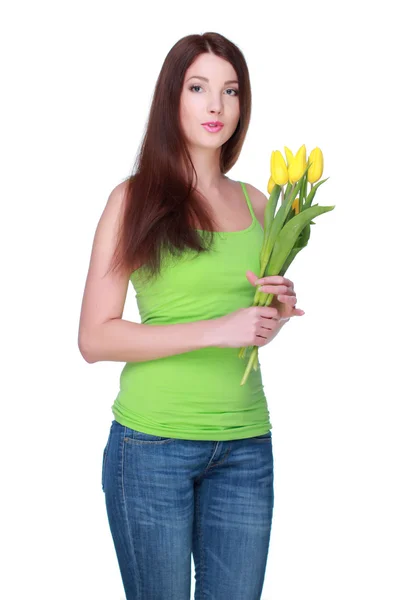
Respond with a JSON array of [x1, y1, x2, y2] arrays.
[[108, 32, 252, 284]]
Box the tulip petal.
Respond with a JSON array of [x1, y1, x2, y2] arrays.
[[271, 150, 289, 185]]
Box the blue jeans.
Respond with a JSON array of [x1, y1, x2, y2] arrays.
[[102, 419, 274, 600]]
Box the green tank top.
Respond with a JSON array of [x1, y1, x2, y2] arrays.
[[111, 181, 272, 441]]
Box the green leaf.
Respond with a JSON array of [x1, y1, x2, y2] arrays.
[[279, 246, 304, 275], [304, 177, 330, 209], [294, 222, 311, 249], [266, 204, 335, 275], [264, 184, 281, 240], [260, 171, 307, 270]]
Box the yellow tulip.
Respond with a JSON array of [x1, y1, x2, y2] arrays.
[[288, 144, 307, 185], [270, 150, 289, 185], [307, 147, 324, 183], [292, 197, 299, 215], [267, 175, 276, 194], [284, 146, 294, 167]]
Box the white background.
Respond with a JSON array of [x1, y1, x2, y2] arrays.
[[2, 1, 399, 598]]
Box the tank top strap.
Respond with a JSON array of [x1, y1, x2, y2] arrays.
[[239, 181, 256, 221]]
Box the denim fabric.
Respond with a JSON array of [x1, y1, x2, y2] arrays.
[[102, 419, 274, 600]]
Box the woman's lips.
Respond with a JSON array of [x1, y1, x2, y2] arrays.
[[202, 124, 224, 133]]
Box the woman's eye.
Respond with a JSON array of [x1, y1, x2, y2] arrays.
[[189, 85, 239, 96]]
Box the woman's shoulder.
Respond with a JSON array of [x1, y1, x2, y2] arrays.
[[235, 179, 269, 226], [240, 180, 268, 207], [225, 176, 268, 202]]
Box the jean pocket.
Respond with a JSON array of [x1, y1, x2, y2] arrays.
[[123, 426, 176, 445]]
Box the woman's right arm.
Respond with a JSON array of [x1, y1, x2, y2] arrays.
[[77, 182, 219, 364]]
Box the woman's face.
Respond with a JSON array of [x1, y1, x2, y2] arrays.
[[179, 52, 240, 150]]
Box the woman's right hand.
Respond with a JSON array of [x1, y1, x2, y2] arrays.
[[212, 305, 282, 349]]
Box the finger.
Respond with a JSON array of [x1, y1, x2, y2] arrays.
[[255, 275, 285, 285], [282, 284, 294, 294], [246, 270, 259, 284], [258, 322, 276, 334], [260, 314, 280, 322], [255, 276, 293, 287], [278, 297, 305, 314], [277, 288, 295, 298], [257, 283, 290, 294], [277, 294, 297, 304]]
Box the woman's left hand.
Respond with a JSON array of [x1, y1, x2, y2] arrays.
[[246, 271, 305, 321]]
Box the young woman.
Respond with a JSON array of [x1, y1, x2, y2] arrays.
[[78, 32, 304, 600]]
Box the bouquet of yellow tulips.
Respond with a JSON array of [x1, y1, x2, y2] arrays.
[[239, 144, 335, 385]]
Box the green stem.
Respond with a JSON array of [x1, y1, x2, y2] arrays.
[[240, 346, 258, 385], [239, 288, 276, 382]]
